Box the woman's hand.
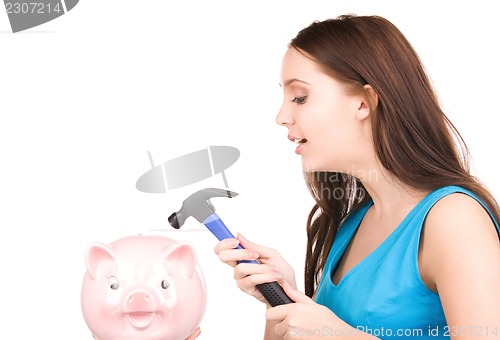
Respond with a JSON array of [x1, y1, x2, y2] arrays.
[[266, 282, 370, 340], [214, 233, 296, 305]]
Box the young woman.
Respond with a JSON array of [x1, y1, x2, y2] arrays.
[[215, 15, 500, 339]]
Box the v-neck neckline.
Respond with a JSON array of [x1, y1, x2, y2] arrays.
[[330, 194, 430, 287]]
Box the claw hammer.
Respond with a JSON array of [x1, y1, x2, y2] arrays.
[[168, 187, 293, 307]]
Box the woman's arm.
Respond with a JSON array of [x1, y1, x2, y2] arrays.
[[420, 193, 500, 338]]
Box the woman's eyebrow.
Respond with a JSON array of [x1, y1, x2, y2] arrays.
[[279, 78, 311, 87]]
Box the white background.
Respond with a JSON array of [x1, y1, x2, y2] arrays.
[[1, 1, 499, 339]]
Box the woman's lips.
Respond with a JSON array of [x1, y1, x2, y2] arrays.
[[288, 135, 307, 154], [295, 142, 306, 154]]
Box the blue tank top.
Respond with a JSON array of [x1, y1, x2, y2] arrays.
[[314, 186, 499, 339]]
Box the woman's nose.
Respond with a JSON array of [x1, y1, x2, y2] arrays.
[[275, 105, 294, 126]]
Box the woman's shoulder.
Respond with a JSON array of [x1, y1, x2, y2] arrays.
[[427, 191, 495, 228], [420, 190, 500, 326], [425, 191, 498, 239], [420, 191, 499, 284]]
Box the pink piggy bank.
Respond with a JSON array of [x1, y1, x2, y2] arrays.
[[81, 235, 206, 340]]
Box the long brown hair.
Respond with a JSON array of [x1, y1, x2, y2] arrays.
[[289, 14, 500, 297]]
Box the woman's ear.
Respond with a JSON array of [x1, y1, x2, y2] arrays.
[[356, 84, 378, 121]]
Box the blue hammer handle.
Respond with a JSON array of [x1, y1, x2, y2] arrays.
[[203, 213, 294, 306]]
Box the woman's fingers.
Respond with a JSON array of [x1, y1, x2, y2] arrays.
[[214, 235, 297, 304], [185, 327, 201, 340], [214, 237, 264, 267], [237, 272, 283, 295], [232, 262, 283, 300], [214, 238, 240, 254], [218, 248, 260, 267], [234, 262, 277, 280], [237, 233, 279, 259]]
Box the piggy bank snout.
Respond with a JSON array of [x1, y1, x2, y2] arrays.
[[122, 290, 160, 330], [123, 290, 158, 313]]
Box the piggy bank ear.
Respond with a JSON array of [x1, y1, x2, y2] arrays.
[[162, 241, 197, 279], [85, 243, 118, 280]]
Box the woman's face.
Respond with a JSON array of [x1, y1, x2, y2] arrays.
[[276, 47, 370, 173]]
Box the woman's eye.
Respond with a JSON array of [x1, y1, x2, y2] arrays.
[[292, 96, 307, 104]]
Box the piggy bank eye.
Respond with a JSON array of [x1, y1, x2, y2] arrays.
[[161, 279, 170, 289], [107, 275, 119, 290]]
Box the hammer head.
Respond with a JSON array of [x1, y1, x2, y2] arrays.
[[168, 188, 238, 229]]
